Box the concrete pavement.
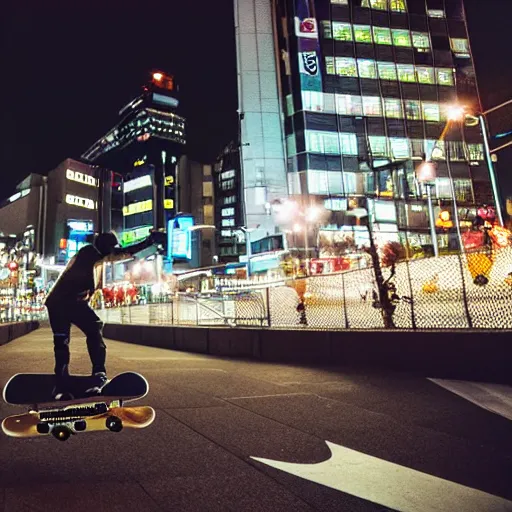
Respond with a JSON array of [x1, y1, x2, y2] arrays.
[[1, 328, 511, 511]]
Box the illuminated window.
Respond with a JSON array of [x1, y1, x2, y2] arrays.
[[373, 27, 392, 45], [436, 68, 454, 86], [404, 100, 422, 120], [335, 57, 357, 77], [321, 21, 332, 39], [362, 0, 388, 10], [390, 0, 407, 12], [411, 139, 424, 159], [286, 95, 294, 116], [422, 102, 440, 122], [221, 207, 235, 217], [447, 141, 467, 161], [331, 0, 348, 4], [354, 25, 373, 44], [378, 61, 397, 81], [222, 218, 235, 227], [428, 9, 445, 18], [340, 133, 358, 155], [286, 135, 297, 156], [369, 136, 388, 157], [332, 22, 352, 41], [468, 143, 484, 161], [358, 59, 377, 79], [384, 98, 403, 118], [325, 57, 335, 75], [425, 139, 444, 160], [454, 180, 473, 202], [450, 38, 470, 57], [307, 171, 343, 195], [343, 173, 358, 194], [363, 96, 383, 116], [435, 178, 452, 198], [223, 195, 236, 205], [221, 170, 235, 180], [416, 66, 435, 84], [390, 138, 410, 159], [336, 94, 363, 116], [397, 64, 416, 82], [302, 91, 325, 112], [392, 29, 411, 47], [412, 32, 430, 50], [306, 130, 340, 154]]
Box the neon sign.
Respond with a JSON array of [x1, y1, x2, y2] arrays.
[[123, 175, 152, 193], [123, 199, 153, 216], [65, 194, 96, 210], [66, 169, 98, 187]]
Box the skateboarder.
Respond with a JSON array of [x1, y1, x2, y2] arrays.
[[45, 232, 155, 398]]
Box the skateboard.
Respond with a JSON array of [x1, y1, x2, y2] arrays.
[[2, 372, 156, 441], [2, 405, 156, 440]]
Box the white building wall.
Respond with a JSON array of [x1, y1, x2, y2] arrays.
[[235, 0, 288, 240]]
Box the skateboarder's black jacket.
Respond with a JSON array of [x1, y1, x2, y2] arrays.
[[45, 238, 155, 307]]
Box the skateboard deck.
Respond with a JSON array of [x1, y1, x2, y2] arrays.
[[2, 405, 156, 440], [3, 371, 148, 407]]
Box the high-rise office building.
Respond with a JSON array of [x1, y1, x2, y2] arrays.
[[83, 71, 185, 245], [235, 0, 494, 255]]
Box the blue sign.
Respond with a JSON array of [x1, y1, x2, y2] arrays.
[[168, 216, 194, 260]]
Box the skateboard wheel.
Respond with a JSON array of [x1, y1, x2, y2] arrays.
[[74, 420, 87, 432], [37, 423, 51, 434], [52, 426, 72, 441], [106, 416, 123, 432]]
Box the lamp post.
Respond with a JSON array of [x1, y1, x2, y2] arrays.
[[416, 161, 439, 257], [450, 100, 510, 227]]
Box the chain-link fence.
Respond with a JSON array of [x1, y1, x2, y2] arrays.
[[97, 247, 512, 330]]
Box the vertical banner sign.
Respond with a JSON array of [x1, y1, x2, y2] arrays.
[[294, 0, 323, 93]]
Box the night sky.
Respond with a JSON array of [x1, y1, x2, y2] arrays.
[[1, 0, 511, 198]]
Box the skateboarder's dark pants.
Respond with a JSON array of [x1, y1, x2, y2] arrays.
[[47, 302, 106, 376]]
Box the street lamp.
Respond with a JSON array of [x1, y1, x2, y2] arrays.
[[416, 161, 439, 257], [447, 100, 509, 227]]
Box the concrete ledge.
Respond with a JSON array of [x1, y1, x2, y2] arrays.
[[0, 321, 40, 346], [102, 323, 512, 384]]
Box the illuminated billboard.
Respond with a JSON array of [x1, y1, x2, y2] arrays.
[[168, 216, 194, 260]]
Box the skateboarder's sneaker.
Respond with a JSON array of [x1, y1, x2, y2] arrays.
[[85, 372, 109, 396]]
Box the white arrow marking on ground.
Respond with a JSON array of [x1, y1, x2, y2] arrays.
[[429, 379, 512, 422], [251, 441, 512, 512]]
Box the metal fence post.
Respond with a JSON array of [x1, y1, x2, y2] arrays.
[[405, 260, 417, 330], [341, 272, 349, 329], [266, 287, 271, 328], [457, 253, 473, 329]]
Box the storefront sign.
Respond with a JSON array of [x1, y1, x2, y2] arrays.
[[66, 169, 98, 187], [65, 194, 96, 210], [123, 199, 153, 216], [164, 199, 174, 209], [123, 175, 152, 193], [164, 176, 174, 186], [68, 221, 94, 232], [121, 226, 152, 246]]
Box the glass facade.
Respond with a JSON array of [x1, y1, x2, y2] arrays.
[[274, 0, 491, 245]]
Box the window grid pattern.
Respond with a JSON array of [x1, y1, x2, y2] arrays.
[[301, 91, 450, 122], [323, 22, 429, 51], [325, 57, 454, 86], [302, 130, 483, 164]]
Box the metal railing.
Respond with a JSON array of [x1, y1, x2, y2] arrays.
[[96, 247, 512, 330]]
